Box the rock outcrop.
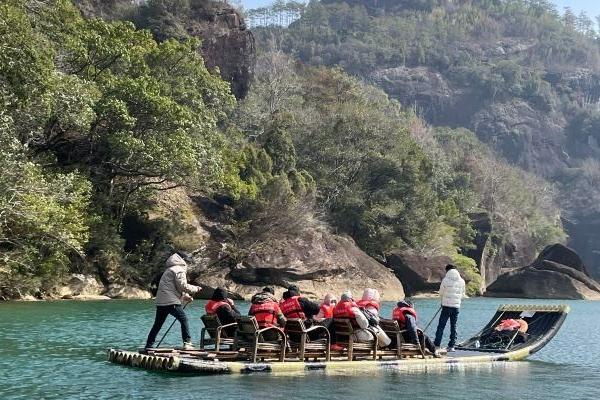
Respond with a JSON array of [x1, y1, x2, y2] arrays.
[[465, 212, 537, 288], [486, 244, 600, 299], [386, 250, 451, 296], [58, 274, 104, 299], [192, 227, 405, 301]]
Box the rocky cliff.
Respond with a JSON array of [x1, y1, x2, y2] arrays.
[[486, 244, 600, 300], [74, 0, 255, 99]]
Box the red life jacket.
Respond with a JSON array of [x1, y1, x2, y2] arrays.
[[249, 301, 280, 328], [280, 296, 306, 320], [204, 300, 230, 315], [392, 306, 418, 328], [357, 299, 380, 311], [320, 303, 334, 319], [333, 299, 360, 327]]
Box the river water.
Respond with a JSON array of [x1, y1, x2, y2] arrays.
[[0, 298, 598, 399]]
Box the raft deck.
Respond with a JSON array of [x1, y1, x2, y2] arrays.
[[107, 304, 568, 375]]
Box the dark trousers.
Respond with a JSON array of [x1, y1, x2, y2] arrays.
[[434, 306, 459, 348], [145, 304, 191, 348]]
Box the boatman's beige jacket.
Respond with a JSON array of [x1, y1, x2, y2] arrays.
[[155, 254, 201, 306]]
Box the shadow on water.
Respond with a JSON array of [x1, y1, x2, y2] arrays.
[[1, 298, 600, 399]]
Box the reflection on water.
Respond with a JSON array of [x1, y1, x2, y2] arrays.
[[1, 298, 600, 399]]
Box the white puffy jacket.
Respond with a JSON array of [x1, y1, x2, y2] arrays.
[[155, 254, 201, 306], [439, 268, 466, 308]]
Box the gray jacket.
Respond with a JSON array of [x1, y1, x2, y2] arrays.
[[155, 254, 201, 306]]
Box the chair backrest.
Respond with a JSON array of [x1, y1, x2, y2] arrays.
[[236, 316, 260, 340], [201, 314, 222, 338], [333, 318, 354, 343], [284, 318, 307, 334], [284, 318, 306, 343], [379, 318, 400, 334]]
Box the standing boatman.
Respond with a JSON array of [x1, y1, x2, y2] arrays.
[[433, 264, 466, 352], [145, 253, 201, 350]]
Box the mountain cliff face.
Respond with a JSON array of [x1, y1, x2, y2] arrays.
[[74, 0, 255, 98], [258, 0, 600, 278]]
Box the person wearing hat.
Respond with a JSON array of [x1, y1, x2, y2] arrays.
[[145, 253, 201, 350], [279, 285, 320, 323], [434, 264, 466, 352], [249, 286, 286, 337], [204, 287, 241, 336], [392, 299, 438, 356]]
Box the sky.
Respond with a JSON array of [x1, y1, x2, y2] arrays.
[[240, 0, 600, 17]]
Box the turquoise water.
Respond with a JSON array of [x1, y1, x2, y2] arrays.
[[1, 298, 599, 399]]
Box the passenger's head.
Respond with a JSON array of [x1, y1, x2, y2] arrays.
[[165, 253, 187, 268], [445, 264, 457, 272], [397, 299, 413, 308], [323, 293, 336, 305], [288, 284, 300, 296], [361, 288, 380, 302], [212, 287, 227, 301], [282, 290, 291, 300], [341, 290, 353, 301], [262, 286, 275, 295]]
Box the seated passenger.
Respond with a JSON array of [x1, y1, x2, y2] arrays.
[[204, 287, 240, 336], [492, 318, 528, 345], [392, 299, 438, 356], [249, 286, 286, 331], [333, 291, 374, 344], [357, 288, 391, 348], [279, 285, 320, 323], [314, 293, 336, 321]]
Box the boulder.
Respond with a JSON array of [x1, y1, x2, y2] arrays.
[[465, 212, 537, 288], [104, 284, 152, 299], [58, 274, 103, 299], [386, 250, 451, 296], [486, 244, 600, 299], [193, 227, 405, 301]]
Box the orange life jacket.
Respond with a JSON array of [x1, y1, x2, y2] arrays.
[[204, 300, 231, 315], [392, 306, 418, 329], [249, 301, 280, 328], [320, 303, 334, 319], [333, 299, 360, 328], [280, 296, 306, 320], [357, 299, 380, 311]]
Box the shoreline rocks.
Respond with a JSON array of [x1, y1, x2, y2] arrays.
[[486, 244, 600, 300]]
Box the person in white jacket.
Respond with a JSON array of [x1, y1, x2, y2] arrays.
[[145, 253, 201, 350], [433, 265, 466, 351]]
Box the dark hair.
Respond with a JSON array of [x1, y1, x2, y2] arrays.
[[282, 290, 291, 300], [445, 264, 457, 272], [262, 286, 275, 295], [287, 284, 300, 296], [397, 299, 413, 308], [212, 287, 227, 301]]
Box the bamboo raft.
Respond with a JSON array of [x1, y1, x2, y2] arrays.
[[107, 304, 569, 375]]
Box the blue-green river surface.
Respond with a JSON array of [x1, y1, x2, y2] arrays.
[[1, 298, 599, 399]]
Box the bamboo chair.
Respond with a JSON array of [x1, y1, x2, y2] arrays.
[[379, 319, 426, 359], [234, 316, 287, 363], [332, 318, 378, 361], [200, 314, 237, 351], [285, 319, 331, 361]]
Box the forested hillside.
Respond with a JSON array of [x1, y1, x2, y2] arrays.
[[0, 0, 577, 299], [252, 0, 600, 277]]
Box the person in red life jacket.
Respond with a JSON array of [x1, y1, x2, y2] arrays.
[[204, 287, 240, 337], [357, 288, 391, 348], [392, 299, 438, 356], [314, 293, 336, 321], [249, 287, 286, 340], [333, 291, 373, 344], [279, 285, 320, 323], [495, 318, 528, 333], [490, 318, 529, 346]]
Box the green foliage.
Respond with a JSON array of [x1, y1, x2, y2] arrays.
[[0, 0, 236, 297]]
